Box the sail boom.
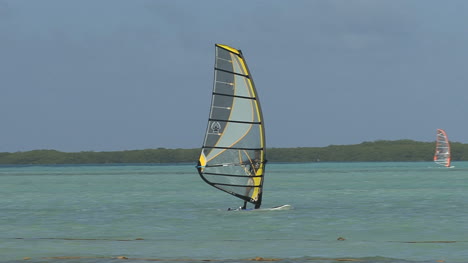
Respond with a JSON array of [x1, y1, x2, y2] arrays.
[[203, 161, 266, 167], [203, 172, 262, 178], [213, 182, 262, 188]]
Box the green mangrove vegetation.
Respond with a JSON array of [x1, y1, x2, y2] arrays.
[[1, 140, 468, 165]]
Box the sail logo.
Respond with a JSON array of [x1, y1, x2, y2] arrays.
[[211, 121, 222, 134]]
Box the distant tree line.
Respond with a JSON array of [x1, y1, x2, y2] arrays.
[[1, 140, 468, 165], [0, 148, 199, 165]]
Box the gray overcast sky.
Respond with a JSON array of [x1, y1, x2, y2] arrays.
[[1, 0, 468, 152]]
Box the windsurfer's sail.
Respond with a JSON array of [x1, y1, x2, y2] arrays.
[[434, 129, 451, 167], [196, 44, 266, 210]]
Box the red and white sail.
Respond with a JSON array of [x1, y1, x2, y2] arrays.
[[434, 129, 451, 167]]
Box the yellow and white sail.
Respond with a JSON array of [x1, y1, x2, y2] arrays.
[[196, 44, 266, 209]]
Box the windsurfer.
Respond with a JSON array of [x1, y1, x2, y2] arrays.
[[242, 155, 261, 209], [249, 159, 260, 175]]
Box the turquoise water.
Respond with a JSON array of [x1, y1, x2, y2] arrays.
[[1, 162, 468, 263]]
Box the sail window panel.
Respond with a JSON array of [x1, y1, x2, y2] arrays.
[[219, 184, 257, 199], [215, 47, 248, 77], [203, 122, 262, 151], [203, 165, 260, 201], [203, 167, 258, 189], [238, 126, 262, 148], [214, 82, 236, 96], [217, 183, 256, 200], [210, 95, 260, 123], [230, 54, 248, 77], [214, 65, 253, 99], [223, 185, 256, 199], [204, 148, 264, 168], [210, 94, 260, 123], [210, 94, 234, 121], [214, 70, 235, 95], [215, 47, 233, 71], [219, 123, 261, 149], [203, 173, 253, 188], [215, 48, 249, 76], [210, 98, 259, 122], [215, 56, 234, 73], [202, 149, 265, 200], [233, 75, 252, 98], [203, 165, 252, 177], [229, 96, 259, 123], [203, 121, 224, 150], [202, 123, 261, 153], [203, 122, 264, 156]]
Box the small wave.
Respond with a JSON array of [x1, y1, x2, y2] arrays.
[[1, 255, 448, 263]]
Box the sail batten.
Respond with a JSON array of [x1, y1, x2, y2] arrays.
[[434, 129, 451, 168], [203, 146, 264, 150], [212, 92, 256, 100], [197, 44, 266, 209], [208, 119, 261, 124], [215, 67, 250, 78]]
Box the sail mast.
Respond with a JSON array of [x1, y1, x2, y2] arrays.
[[238, 47, 266, 209]]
